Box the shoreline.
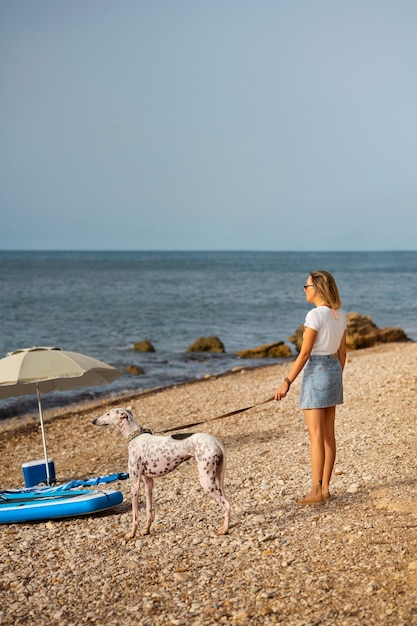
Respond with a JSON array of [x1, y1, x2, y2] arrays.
[[0, 354, 294, 423], [0, 341, 409, 430], [1, 341, 416, 625]]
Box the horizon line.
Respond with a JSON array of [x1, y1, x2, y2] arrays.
[[0, 248, 416, 254]]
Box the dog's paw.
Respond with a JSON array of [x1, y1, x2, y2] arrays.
[[125, 530, 137, 541], [125, 534, 135, 541], [217, 526, 229, 535], [140, 527, 151, 536]]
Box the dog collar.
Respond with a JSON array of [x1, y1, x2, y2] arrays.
[[127, 429, 143, 443]]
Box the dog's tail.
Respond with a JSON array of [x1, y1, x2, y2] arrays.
[[218, 441, 227, 495]]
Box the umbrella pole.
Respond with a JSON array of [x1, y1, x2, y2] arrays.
[[36, 384, 51, 485]]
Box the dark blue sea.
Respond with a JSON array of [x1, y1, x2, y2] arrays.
[[1, 251, 416, 418]]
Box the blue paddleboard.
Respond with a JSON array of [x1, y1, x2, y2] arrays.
[[0, 486, 123, 523]]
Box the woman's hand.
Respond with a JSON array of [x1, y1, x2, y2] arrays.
[[275, 381, 290, 401]]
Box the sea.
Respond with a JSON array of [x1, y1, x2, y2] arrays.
[[1, 250, 416, 418]]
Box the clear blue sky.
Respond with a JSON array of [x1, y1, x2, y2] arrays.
[[1, 1, 416, 251]]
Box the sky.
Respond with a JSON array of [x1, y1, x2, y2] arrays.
[[1, 0, 417, 251]]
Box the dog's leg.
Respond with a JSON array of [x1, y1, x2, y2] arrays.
[[140, 476, 154, 536], [197, 453, 231, 535], [126, 476, 140, 540], [215, 454, 231, 535]]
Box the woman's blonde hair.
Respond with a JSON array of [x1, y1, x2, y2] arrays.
[[309, 270, 342, 309]]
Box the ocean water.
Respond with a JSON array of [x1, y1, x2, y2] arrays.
[[0, 250, 416, 417]]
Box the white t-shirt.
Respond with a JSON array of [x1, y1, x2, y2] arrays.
[[304, 306, 346, 355]]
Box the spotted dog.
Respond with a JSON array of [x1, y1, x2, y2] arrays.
[[92, 408, 231, 539]]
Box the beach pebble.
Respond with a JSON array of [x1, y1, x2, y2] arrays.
[[347, 483, 360, 494]]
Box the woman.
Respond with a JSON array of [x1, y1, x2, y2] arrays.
[[275, 271, 346, 505]]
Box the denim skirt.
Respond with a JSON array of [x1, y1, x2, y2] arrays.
[[299, 355, 343, 409]]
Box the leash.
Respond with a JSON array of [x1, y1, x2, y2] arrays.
[[158, 395, 276, 434]]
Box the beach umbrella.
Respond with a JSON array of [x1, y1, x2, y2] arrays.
[[0, 347, 122, 484]]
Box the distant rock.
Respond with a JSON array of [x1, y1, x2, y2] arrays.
[[237, 341, 292, 359], [187, 336, 226, 353], [345, 312, 410, 350], [288, 326, 304, 353], [132, 340, 155, 352], [126, 365, 145, 375], [288, 311, 411, 352]]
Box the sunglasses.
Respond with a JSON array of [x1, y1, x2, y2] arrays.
[[303, 284, 315, 289]]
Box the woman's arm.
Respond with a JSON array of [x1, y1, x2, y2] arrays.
[[337, 330, 347, 371], [275, 326, 317, 400]]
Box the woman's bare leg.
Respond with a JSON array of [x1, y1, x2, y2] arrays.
[[301, 408, 326, 502], [322, 406, 336, 496]]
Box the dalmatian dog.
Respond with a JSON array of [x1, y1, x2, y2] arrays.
[[92, 408, 231, 539]]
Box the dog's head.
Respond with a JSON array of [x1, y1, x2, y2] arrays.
[[92, 407, 153, 438], [92, 407, 134, 431]]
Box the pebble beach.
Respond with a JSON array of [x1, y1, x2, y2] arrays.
[[1, 341, 416, 625]]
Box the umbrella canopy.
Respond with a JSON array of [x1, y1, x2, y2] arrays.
[[0, 346, 121, 397], [0, 347, 122, 484]]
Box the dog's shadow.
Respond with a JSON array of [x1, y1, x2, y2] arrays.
[[220, 426, 282, 448]]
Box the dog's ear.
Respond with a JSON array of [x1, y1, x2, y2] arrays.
[[118, 409, 131, 421]]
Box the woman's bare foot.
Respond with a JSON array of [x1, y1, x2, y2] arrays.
[[297, 493, 324, 506]]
